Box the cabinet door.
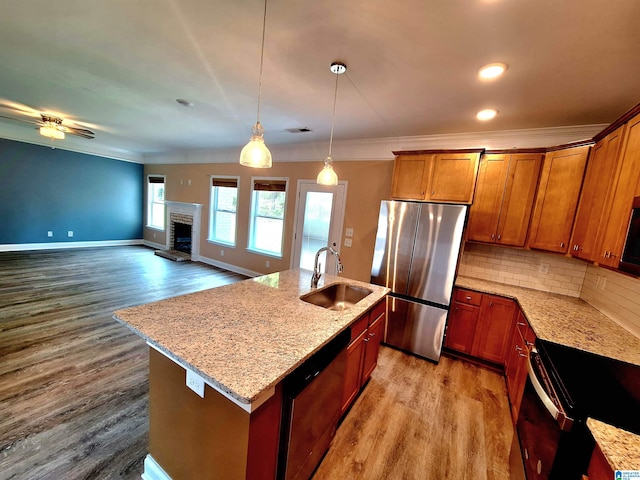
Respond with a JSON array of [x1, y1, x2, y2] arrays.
[[340, 330, 366, 415], [445, 301, 479, 354], [571, 126, 625, 261], [506, 311, 534, 422], [595, 113, 640, 268], [467, 154, 510, 243], [427, 152, 480, 204], [473, 295, 517, 365], [391, 155, 432, 200], [361, 313, 384, 384], [497, 154, 543, 246], [528, 145, 590, 253]]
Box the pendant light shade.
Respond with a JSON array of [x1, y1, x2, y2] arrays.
[[240, 121, 272, 168], [317, 61, 346, 186], [240, 0, 272, 168]]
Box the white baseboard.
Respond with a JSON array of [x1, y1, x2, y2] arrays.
[[195, 254, 262, 278], [0, 239, 143, 252], [142, 239, 167, 250], [141, 454, 172, 480]]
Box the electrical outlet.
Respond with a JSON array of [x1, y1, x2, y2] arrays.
[[153, 232, 156, 239], [67, 230, 74, 238], [186, 369, 205, 398], [345, 228, 354, 237], [188, 179, 192, 185], [344, 238, 353, 247], [266, 260, 270, 268], [538, 263, 549, 274], [47, 231, 53, 237]]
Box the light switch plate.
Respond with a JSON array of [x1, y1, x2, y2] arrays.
[[345, 228, 354, 237], [344, 238, 352, 247], [186, 368, 205, 398]]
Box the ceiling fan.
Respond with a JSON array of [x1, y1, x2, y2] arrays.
[[0, 105, 95, 140]]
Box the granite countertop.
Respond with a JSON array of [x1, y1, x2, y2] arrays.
[[587, 418, 640, 471], [114, 269, 389, 407], [455, 276, 640, 367]]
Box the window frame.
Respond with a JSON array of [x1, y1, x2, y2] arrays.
[[146, 174, 166, 231], [208, 175, 240, 247], [247, 176, 289, 258]]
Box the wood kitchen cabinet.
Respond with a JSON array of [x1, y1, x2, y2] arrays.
[[467, 152, 543, 247], [445, 288, 517, 366], [528, 144, 591, 254], [570, 126, 626, 261], [593, 112, 640, 268], [341, 299, 386, 416], [505, 311, 536, 422], [585, 443, 613, 480], [391, 149, 482, 204]]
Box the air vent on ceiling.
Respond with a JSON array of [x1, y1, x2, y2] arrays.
[[286, 127, 312, 134]]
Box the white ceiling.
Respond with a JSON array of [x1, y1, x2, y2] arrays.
[[1, 0, 639, 161]]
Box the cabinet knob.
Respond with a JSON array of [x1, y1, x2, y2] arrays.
[[560, 242, 565, 248], [431, 190, 435, 195], [489, 301, 494, 307]]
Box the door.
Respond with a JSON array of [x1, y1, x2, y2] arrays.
[[370, 200, 421, 294], [291, 181, 346, 275]]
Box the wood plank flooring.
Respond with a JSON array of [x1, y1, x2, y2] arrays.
[[315, 348, 514, 480], [0, 246, 247, 480], [0, 246, 514, 480]]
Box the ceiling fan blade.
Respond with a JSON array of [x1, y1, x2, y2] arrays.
[[65, 126, 95, 139], [0, 114, 40, 125]]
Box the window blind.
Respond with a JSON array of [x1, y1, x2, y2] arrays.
[[253, 179, 286, 192]]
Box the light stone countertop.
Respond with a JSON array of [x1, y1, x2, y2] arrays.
[[455, 276, 640, 367], [587, 418, 640, 471], [114, 269, 389, 407]]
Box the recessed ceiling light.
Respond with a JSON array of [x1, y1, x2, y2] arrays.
[[478, 63, 508, 80], [477, 109, 498, 121], [176, 98, 194, 107]]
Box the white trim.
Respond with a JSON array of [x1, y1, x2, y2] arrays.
[[248, 177, 289, 258], [142, 454, 172, 480], [208, 174, 240, 247], [147, 342, 274, 413], [143, 239, 166, 250], [0, 239, 143, 252], [195, 254, 261, 278], [143, 124, 609, 164]]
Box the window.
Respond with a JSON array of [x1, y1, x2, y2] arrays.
[[248, 177, 288, 257], [209, 176, 239, 246], [147, 175, 165, 230]]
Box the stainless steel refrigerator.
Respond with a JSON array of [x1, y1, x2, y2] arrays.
[[370, 200, 467, 362]]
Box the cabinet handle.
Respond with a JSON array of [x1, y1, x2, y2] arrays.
[[489, 301, 494, 307], [369, 332, 376, 337], [560, 242, 565, 248], [497, 234, 501, 240], [604, 251, 610, 258], [610, 252, 618, 258], [518, 353, 527, 358], [491, 233, 495, 240], [515, 345, 523, 351], [465, 296, 472, 300], [517, 322, 526, 326], [525, 340, 533, 347], [431, 190, 435, 195], [364, 338, 370, 343]]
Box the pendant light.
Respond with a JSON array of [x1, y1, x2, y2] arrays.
[[317, 61, 346, 186], [239, 0, 272, 168]]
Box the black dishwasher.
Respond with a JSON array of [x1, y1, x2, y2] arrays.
[[277, 329, 350, 480]]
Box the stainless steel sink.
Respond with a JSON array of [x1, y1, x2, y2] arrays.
[[300, 283, 373, 311]]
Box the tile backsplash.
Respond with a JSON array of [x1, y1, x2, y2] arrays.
[[458, 243, 587, 297], [581, 265, 640, 338]]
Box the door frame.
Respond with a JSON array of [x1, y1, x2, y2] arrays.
[[290, 179, 348, 273]]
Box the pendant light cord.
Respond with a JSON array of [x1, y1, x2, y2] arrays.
[[256, 0, 268, 124], [328, 70, 339, 158]]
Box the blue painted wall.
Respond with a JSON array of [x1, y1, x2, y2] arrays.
[[0, 139, 143, 245]]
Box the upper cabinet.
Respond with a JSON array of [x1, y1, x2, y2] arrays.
[[570, 125, 626, 261], [592, 112, 640, 268], [467, 152, 543, 247], [391, 149, 482, 204], [527, 144, 591, 254]]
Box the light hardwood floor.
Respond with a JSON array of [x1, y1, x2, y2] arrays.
[[0, 246, 514, 480]]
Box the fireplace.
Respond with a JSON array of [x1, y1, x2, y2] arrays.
[[173, 222, 192, 254], [154, 201, 203, 262]]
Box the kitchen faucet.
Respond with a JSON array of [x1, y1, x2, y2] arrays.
[[311, 244, 344, 288]]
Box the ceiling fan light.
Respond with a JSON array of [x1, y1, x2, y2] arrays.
[[317, 157, 338, 186], [239, 122, 272, 168], [40, 124, 65, 140]]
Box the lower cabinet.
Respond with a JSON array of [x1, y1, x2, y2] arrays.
[[505, 311, 536, 422], [445, 288, 517, 365], [341, 299, 386, 416], [585, 444, 612, 480]]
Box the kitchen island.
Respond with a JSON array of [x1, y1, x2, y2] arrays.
[[114, 269, 389, 480]]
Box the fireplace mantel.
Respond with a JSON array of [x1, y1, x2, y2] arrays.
[[165, 201, 203, 260]]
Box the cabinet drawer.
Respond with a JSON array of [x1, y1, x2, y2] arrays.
[[368, 299, 386, 325], [350, 315, 369, 343], [454, 288, 482, 306]]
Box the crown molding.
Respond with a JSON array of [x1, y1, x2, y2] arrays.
[[144, 124, 608, 164]]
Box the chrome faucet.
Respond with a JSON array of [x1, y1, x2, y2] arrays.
[[311, 244, 344, 288]]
